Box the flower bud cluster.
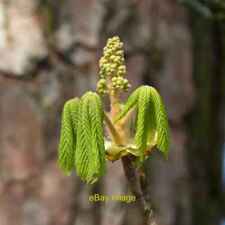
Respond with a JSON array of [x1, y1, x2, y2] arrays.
[[97, 36, 131, 95], [111, 77, 130, 91]]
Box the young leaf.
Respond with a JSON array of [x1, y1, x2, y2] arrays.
[[114, 85, 170, 159], [146, 99, 157, 148], [150, 87, 170, 157], [75, 94, 92, 181], [88, 93, 106, 183], [134, 86, 151, 160], [58, 98, 79, 175], [69, 97, 80, 130], [75, 92, 106, 183], [114, 87, 140, 123]]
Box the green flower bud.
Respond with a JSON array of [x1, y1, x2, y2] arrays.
[[118, 65, 126, 72], [99, 78, 106, 84], [109, 55, 116, 61], [112, 77, 117, 82], [116, 50, 123, 56], [123, 78, 128, 84]]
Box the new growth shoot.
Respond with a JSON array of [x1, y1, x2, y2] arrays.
[[58, 36, 170, 184]]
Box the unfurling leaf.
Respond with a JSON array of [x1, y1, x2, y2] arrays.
[[134, 87, 151, 160], [115, 85, 170, 158], [75, 92, 106, 184], [58, 98, 79, 175], [149, 87, 170, 157], [114, 87, 140, 123]]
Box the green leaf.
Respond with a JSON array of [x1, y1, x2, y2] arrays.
[[75, 92, 106, 183], [134, 86, 151, 160], [146, 99, 157, 148], [58, 98, 79, 175], [114, 85, 170, 159], [76, 94, 92, 181], [88, 93, 106, 182], [149, 87, 170, 157], [69, 97, 80, 130]]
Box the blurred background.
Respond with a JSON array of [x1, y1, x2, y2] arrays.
[[0, 0, 225, 225]]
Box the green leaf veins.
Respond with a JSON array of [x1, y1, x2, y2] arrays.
[[115, 85, 170, 158], [58, 98, 79, 175], [75, 92, 106, 184]]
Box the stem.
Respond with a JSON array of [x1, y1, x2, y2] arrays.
[[104, 112, 123, 144], [121, 156, 152, 225], [110, 91, 121, 118]]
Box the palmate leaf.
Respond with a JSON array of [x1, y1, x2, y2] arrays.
[[58, 98, 79, 175], [149, 87, 170, 157], [115, 85, 170, 158], [75, 92, 106, 184]]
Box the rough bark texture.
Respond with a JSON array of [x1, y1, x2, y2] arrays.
[[0, 1, 224, 225]]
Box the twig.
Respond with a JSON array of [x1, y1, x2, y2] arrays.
[[121, 156, 151, 223]]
